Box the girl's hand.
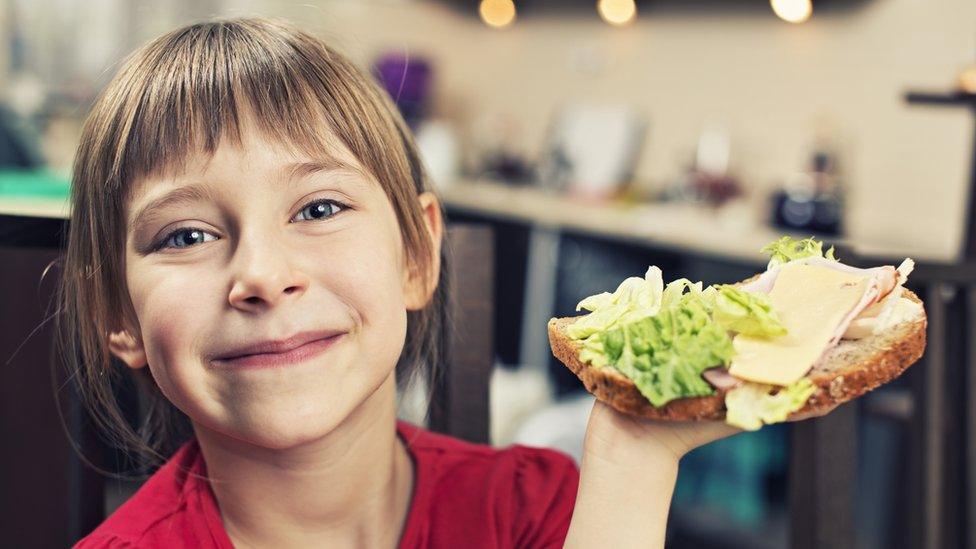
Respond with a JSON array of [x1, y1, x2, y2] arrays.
[[565, 398, 838, 549], [581, 400, 739, 467], [583, 398, 839, 464]]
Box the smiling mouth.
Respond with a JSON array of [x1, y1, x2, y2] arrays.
[[213, 333, 345, 370]]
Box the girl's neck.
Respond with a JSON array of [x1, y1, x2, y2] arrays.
[[194, 373, 414, 548]]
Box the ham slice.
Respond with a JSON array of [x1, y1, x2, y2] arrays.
[[702, 367, 742, 391], [842, 259, 916, 339]]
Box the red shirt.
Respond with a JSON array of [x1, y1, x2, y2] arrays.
[[75, 421, 580, 548]]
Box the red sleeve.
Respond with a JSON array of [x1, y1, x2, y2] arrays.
[[73, 533, 137, 549], [510, 447, 580, 548]]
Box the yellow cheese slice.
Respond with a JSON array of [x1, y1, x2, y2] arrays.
[[728, 263, 870, 385]]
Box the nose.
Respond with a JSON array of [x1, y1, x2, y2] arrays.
[[227, 232, 310, 312]]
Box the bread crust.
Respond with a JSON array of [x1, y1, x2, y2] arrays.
[[547, 289, 927, 421]]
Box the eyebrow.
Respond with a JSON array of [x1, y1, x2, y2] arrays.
[[129, 185, 217, 236], [286, 158, 368, 181], [128, 158, 369, 235]]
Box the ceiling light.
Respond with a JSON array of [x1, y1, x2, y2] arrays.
[[771, 0, 812, 24], [480, 0, 517, 29], [598, 0, 637, 27]]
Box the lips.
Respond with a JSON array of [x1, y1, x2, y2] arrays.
[[212, 330, 345, 369]]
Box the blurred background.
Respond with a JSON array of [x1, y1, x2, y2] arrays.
[[1, 0, 975, 548]]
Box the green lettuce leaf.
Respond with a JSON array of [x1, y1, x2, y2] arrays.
[[601, 300, 734, 407], [661, 278, 702, 309], [724, 379, 816, 431], [711, 285, 787, 338], [578, 333, 609, 368], [566, 267, 664, 340], [760, 236, 837, 269]]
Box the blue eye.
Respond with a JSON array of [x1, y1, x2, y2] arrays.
[[149, 199, 347, 253], [156, 228, 217, 251], [292, 199, 346, 222]]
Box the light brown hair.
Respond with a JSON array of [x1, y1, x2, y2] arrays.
[[55, 17, 448, 468]]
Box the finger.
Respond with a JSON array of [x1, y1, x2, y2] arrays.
[[662, 420, 742, 450]]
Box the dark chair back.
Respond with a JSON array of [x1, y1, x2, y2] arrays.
[[1, 244, 103, 547], [428, 223, 495, 444]]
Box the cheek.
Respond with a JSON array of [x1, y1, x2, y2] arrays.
[[303, 219, 410, 366], [131, 265, 220, 344], [126, 265, 224, 400]]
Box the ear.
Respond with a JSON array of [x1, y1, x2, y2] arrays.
[[108, 329, 148, 370], [404, 191, 444, 311]]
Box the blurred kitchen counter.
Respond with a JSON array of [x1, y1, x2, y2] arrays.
[[0, 169, 71, 220], [0, 195, 69, 219], [440, 179, 819, 264], [440, 181, 781, 262], [440, 179, 968, 264]]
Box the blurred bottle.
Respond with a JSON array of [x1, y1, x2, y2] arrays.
[[771, 141, 844, 236], [690, 122, 742, 206], [472, 112, 535, 185], [659, 122, 742, 207], [415, 119, 460, 190]]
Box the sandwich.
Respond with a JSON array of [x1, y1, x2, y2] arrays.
[[547, 236, 927, 430]]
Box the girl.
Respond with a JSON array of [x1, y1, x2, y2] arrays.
[[63, 17, 795, 549]]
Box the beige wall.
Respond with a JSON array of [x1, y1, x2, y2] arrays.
[[252, 0, 976, 261]]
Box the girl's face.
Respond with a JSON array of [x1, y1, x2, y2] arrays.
[[109, 128, 440, 450]]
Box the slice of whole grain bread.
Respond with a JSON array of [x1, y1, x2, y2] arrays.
[[547, 289, 927, 421]]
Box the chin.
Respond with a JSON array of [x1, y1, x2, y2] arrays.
[[240, 424, 335, 451], [230, 398, 356, 450], [189, 363, 399, 451]]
